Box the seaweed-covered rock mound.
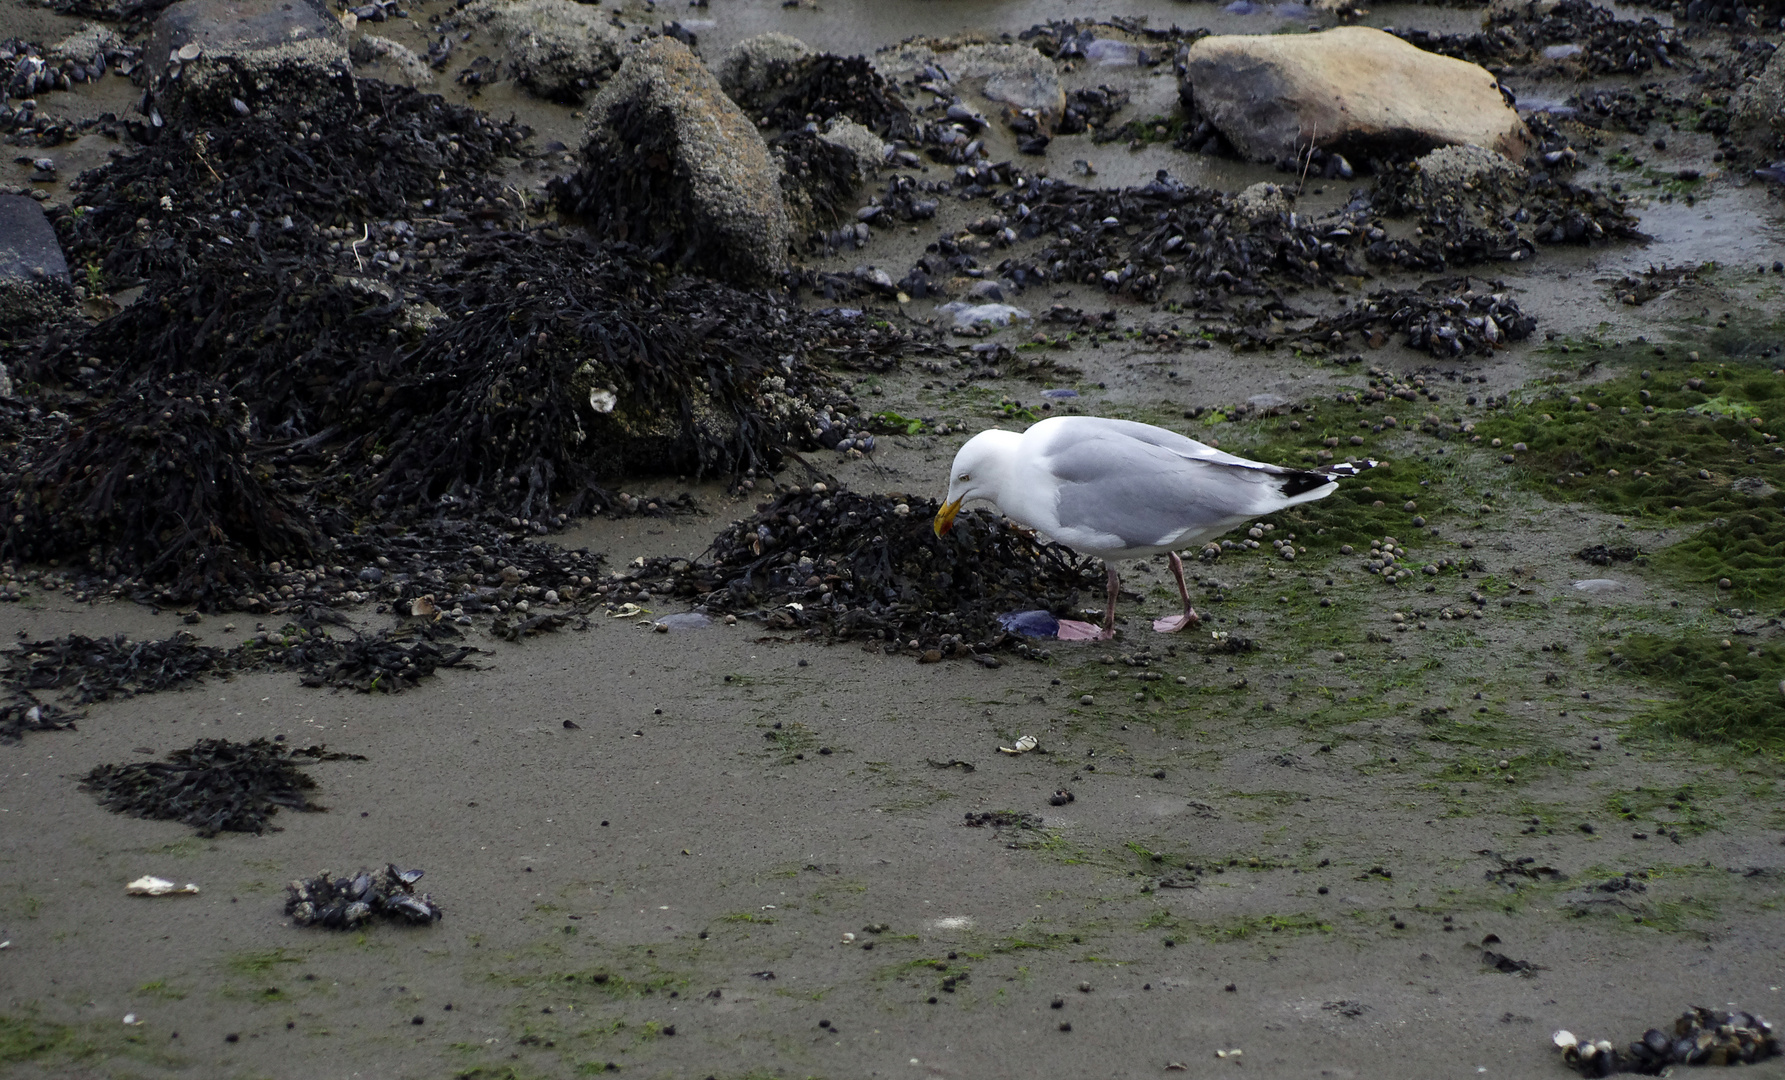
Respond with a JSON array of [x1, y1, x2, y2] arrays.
[[1179, 27, 1529, 164], [0, 376, 319, 600], [553, 37, 791, 283], [640, 488, 1100, 650]]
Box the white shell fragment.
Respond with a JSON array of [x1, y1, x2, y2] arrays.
[[122, 1013, 141, 1025], [127, 876, 199, 896], [588, 388, 617, 413], [1553, 1029, 1578, 1050], [610, 603, 645, 618], [1216, 1048, 1243, 1058], [998, 735, 1038, 755]]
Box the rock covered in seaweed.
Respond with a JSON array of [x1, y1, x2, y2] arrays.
[[286, 865, 442, 928], [1178, 27, 1529, 164], [554, 37, 792, 283]]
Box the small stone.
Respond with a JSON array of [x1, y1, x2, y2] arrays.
[[1080, 695, 1094, 705], [1718, 578, 1733, 589]]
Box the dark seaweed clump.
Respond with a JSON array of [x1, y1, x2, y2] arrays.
[[239, 620, 476, 693], [0, 376, 320, 600], [286, 864, 442, 928], [2, 630, 224, 703], [635, 488, 1100, 651], [81, 738, 363, 836], [0, 77, 924, 609]]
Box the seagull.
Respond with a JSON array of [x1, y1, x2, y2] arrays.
[[932, 416, 1370, 637]]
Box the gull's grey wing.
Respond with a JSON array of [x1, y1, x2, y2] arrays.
[[1042, 429, 1308, 549], [1049, 416, 1279, 471]]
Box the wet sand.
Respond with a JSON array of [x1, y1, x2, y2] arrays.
[[4, 0, 1785, 1077]]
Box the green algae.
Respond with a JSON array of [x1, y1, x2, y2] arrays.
[[1609, 635, 1785, 757]]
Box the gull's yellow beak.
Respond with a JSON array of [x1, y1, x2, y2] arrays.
[[933, 498, 962, 536]]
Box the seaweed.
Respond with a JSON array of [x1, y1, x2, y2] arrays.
[[0, 376, 320, 599], [2, 630, 225, 703], [80, 738, 364, 836], [731, 53, 915, 141], [635, 487, 1100, 651]]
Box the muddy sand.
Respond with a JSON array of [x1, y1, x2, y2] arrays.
[[3, 0, 1785, 1077]]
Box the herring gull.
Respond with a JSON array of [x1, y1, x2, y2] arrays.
[[932, 416, 1370, 637]]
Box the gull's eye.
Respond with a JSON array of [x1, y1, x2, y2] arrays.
[[957, 472, 970, 482]]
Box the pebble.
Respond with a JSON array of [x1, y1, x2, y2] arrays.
[[1080, 695, 1094, 705]]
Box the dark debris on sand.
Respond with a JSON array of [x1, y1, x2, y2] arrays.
[[632, 487, 1100, 653], [0, 688, 77, 743], [286, 864, 443, 929], [81, 737, 364, 836]]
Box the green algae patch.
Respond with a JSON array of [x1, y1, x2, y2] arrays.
[[0, 1013, 79, 1065], [1610, 635, 1785, 756], [1473, 360, 1784, 601]]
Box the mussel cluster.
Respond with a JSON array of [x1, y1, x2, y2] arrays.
[[286, 865, 443, 929], [1307, 279, 1536, 358], [1555, 1007, 1779, 1075], [2, 36, 135, 99], [1390, 0, 1683, 75], [989, 170, 1356, 304]]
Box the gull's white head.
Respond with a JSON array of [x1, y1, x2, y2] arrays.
[[933, 428, 1022, 536]]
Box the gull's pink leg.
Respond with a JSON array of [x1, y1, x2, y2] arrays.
[[1152, 551, 1201, 633], [1101, 563, 1120, 639]]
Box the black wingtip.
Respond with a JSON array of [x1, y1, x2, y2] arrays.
[[1279, 470, 1335, 497], [1322, 459, 1379, 478]]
